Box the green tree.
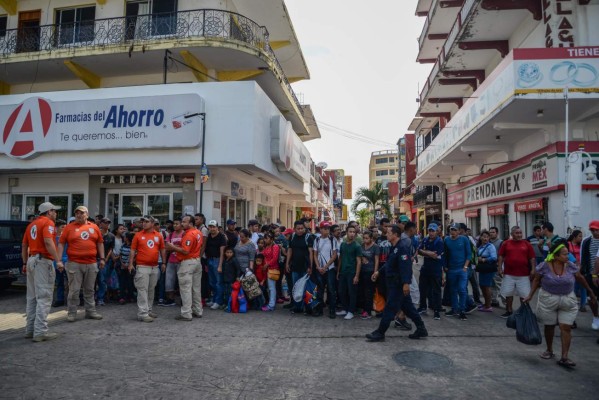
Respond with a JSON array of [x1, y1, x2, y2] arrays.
[[354, 208, 373, 228], [350, 182, 391, 218]]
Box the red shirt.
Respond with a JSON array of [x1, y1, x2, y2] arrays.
[[60, 222, 103, 264], [254, 261, 267, 283], [23, 216, 56, 260], [131, 230, 165, 266], [262, 244, 280, 270], [177, 228, 202, 261], [498, 239, 535, 276]]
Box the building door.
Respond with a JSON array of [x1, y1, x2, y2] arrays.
[[120, 194, 144, 225], [17, 10, 41, 53], [107, 191, 181, 225]]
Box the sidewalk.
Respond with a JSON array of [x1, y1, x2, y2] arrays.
[[0, 286, 597, 399]]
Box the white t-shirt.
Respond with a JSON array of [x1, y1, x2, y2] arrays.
[[314, 235, 339, 270]]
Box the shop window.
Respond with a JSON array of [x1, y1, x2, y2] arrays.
[[10, 194, 22, 221], [173, 192, 183, 219], [10, 193, 84, 221], [55, 6, 96, 46]]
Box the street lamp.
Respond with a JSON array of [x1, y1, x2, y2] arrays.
[[184, 112, 207, 213]]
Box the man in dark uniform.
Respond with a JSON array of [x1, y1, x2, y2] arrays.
[[366, 223, 428, 341]]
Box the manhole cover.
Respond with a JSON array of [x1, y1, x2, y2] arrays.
[[392, 351, 452, 372]]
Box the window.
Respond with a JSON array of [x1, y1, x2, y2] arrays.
[[125, 0, 177, 39], [376, 170, 389, 177], [0, 15, 7, 38], [55, 6, 95, 45], [375, 157, 388, 164]]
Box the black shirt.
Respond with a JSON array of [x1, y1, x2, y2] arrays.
[[289, 233, 314, 273], [205, 233, 227, 258], [224, 230, 239, 248]]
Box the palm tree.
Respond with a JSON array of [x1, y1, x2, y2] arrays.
[[354, 208, 373, 228], [351, 182, 391, 217]]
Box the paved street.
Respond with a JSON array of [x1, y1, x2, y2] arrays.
[[1, 285, 598, 400]]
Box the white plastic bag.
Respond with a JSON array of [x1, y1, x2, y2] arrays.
[[292, 274, 310, 303]]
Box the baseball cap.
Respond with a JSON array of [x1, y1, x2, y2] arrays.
[[589, 220, 599, 230], [399, 215, 410, 223], [68, 216, 76, 223], [319, 221, 331, 228], [226, 219, 236, 225], [74, 205, 88, 213], [100, 218, 111, 224], [38, 202, 62, 213], [449, 223, 459, 230], [427, 223, 439, 231], [283, 228, 293, 235], [248, 219, 259, 226], [208, 220, 218, 227], [140, 215, 154, 222]]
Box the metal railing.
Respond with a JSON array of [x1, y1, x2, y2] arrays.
[[0, 8, 303, 114]]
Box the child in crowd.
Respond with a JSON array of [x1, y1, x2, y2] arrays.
[[257, 238, 266, 254], [223, 247, 241, 312], [118, 233, 135, 304], [252, 254, 267, 310]]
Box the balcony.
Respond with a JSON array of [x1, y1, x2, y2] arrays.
[[0, 8, 307, 133], [416, 0, 461, 63]]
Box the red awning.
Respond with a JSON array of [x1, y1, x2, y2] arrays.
[[465, 209, 480, 218], [487, 204, 507, 216], [514, 198, 544, 212]]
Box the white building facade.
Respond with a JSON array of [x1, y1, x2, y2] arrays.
[[413, 0, 599, 238]]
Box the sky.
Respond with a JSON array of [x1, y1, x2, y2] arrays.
[[286, 0, 431, 197]]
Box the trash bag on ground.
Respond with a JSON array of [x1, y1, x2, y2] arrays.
[[515, 303, 542, 345]]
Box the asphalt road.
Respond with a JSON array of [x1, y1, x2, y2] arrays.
[[1, 283, 598, 400]]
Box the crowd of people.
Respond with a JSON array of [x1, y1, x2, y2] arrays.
[[21, 201, 599, 367]]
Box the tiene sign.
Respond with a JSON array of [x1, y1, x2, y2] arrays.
[[1, 93, 204, 159]]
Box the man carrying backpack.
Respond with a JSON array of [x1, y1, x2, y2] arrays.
[[417, 223, 444, 320], [286, 221, 314, 314], [313, 221, 339, 318]]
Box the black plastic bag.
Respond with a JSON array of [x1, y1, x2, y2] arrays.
[[515, 303, 542, 345], [506, 312, 516, 330]]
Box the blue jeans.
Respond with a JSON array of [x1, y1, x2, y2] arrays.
[[96, 259, 113, 302], [54, 265, 67, 302], [267, 278, 277, 309], [208, 258, 224, 305], [327, 268, 337, 313], [575, 282, 587, 307], [447, 269, 468, 313]]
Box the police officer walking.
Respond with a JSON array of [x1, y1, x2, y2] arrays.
[[57, 206, 105, 322], [22, 202, 63, 342], [366, 223, 428, 342]]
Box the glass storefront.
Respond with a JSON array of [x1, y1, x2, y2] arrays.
[[105, 191, 182, 226], [10, 193, 84, 221]]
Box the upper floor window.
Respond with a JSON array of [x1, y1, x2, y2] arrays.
[[375, 157, 388, 164], [0, 15, 7, 38], [376, 170, 389, 177], [126, 0, 177, 40], [55, 6, 96, 46]]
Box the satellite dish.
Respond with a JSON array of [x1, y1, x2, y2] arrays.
[[316, 162, 328, 169]]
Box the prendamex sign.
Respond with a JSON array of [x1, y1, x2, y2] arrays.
[[1, 93, 204, 159]]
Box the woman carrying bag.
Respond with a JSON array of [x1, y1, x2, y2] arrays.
[[476, 230, 498, 312], [262, 233, 281, 311]]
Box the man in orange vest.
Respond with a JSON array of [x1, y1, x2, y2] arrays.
[[58, 206, 105, 322], [22, 202, 63, 342], [166, 215, 203, 321], [130, 215, 166, 322]]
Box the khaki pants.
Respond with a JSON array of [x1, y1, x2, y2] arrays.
[[134, 266, 159, 318], [25, 256, 55, 337], [66, 261, 98, 316], [178, 258, 202, 319]]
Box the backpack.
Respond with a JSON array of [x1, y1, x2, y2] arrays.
[[291, 232, 312, 247], [314, 235, 336, 260]]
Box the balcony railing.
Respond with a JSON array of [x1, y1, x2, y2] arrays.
[[0, 8, 303, 114]]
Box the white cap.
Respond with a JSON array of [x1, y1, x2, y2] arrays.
[[208, 220, 218, 226], [39, 202, 61, 213]]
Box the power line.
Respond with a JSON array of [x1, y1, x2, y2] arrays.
[[316, 121, 396, 147]]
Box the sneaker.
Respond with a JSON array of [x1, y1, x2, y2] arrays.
[[465, 303, 477, 314], [24, 332, 34, 339], [579, 305, 587, 312], [67, 314, 76, 322], [210, 303, 220, 310], [459, 313, 467, 321], [445, 310, 456, 317], [592, 317, 599, 330], [138, 316, 154, 323], [32, 332, 59, 342], [394, 318, 412, 330], [500, 311, 513, 319], [408, 326, 428, 339], [336, 310, 347, 316], [192, 313, 202, 318], [366, 330, 385, 342], [148, 312, 158, 318], [175, 315, 192, 321], [417, 307, 428, 315], [478, 307, 493, 313], [360, 311, 371, 320], [206, 301, 214, 307], [97, 300, 105, 306], [159, 299, 176, 307], [158, 299, 164, 305], [261, 305, 273, 312], [85, 312, 103, 320], [433, 311, 441, 320], [344, 312, 354, 320]]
